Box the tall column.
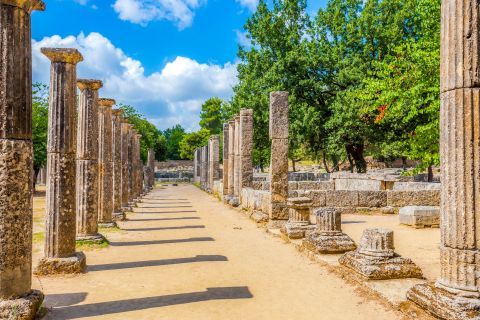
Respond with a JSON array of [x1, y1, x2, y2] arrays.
[[194, 148, 198, 182], [227, 120, 235, 197], [134, 133, 142, 199], [76, 79, 105, 243], [97, 98, 116, 228], [120, 121, 131, 211], [148, 148, 155, 191], [239, 109, 254, 191], [112, 109, 124, 220], [269, 92, 289, 228], [407, 1, 480, 318], [233, 116, 241, 197], [35, 48, 86, 276], [127, 128, 136, 204], [0, 1, 45, 315], [208, 135, 219, 192], [222, 123, 229, 196]]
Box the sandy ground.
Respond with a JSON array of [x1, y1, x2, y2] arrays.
[[30, 184, 408, 320]]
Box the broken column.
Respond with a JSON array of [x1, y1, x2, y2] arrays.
[[35, 48, 86, 276], [112, 109, 124, 220], [407, 1, 480, 317], [280, 197, 315, 239], [222, 123, 229, 196], [0, 1, 45, 315], [76, 79, 105, 243], [239, 109, 254, 192], [227, 120, 236, 200], [269, 92, 289, 227], [147, 148, 155, 191], [120, 121, 131, 212], [303, 208, 356, 254], [97, 98, 116, 228], [339, 228, 422, 280], [208, 135, 219, 192]]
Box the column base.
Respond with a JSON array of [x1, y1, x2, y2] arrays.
[[339, 251, 423, 280], [407, 283, 480, 320], [98, 221, 118, 228], [122, 206, 133, 213], [113, 212, 126, 221], [0, 290, 44, 320], [225, 196, 240, 207], [34, 252, 86, 275], [76, 234, 106, 244], [280, 222, 315, 239], [267, 219, 287, 229], [303, 231, 357, 254], [251, 211, 269, 223]]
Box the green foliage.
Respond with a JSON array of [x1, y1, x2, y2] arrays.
[[163, 124, 186, 160], [199, 98, 228, 134], [32, 83, 49, 175], [179, 128, 211, 160]]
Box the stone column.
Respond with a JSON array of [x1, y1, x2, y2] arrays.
[[134, 133, 142, 199], [201, 145, 209, 190], [222, 123, 229, 196], [120, 121, 131, 211], [269, 92, 289, 227], [208, 135, 219, 192], [233, 116, 241, 197], [97, 98, 116, 228], [407, 2, 480, 318], [0, 2, 45, 315], [76, 79, 105, 243], [239, 109, 254, 191], [112, 109, 124, 220], [126, 128, 135, 205], [281, 197, 315, 239], [193, 148, 199, 182], [34, 48, 86, 276], [148, 148, 155, 190], [227, 120, 235, 197]]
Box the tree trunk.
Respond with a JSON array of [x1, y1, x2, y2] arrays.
[[292, 159, 296, 172], [402, 157, 407, 171], [322, 151, 332, 173], [346, 143, 367, 173], [427, 165, 433, 182]]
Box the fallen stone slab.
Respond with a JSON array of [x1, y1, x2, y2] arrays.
[[399, 206, 439, 228]]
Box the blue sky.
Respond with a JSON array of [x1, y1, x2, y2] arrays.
[[31, 0, 325, 131]]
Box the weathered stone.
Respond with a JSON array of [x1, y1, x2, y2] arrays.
[[386, 190, 440, 207], [76, 159, 102, 239], [325, 191, 358, 207], [270, 138, 289, 219], [399, 206, 440, 228], [120, 121, 131, 211], [147, 148, 155, 190], [208, 135, 219, 191], [303, 208, 356, 254], [227, 120, 235, 196], [357, 191, 387, 208], [281, 197, 315, 239], [339, 228, 423, 280], [305, 190, 327, 207], [97, 98, 115, 226], [239, 109, 254, 190], [334, 178, 386, 191], [34, 252, 86, 275], [297, 181, 334, 191], [269, 91, 289, 139], [222, 123, 229, 195], [234, 116, 240, 196], [0, 290, 44, 320]]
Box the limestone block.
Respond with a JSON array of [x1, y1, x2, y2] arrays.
[[288, 182, 298, 190], [0, 139, 33, 298], [399, 206, 440, 228], [357, 191, 387, 208], [325, 191, 358, 207], [392, 182, 441, 191], [297, 181, 334, 191], [269, 91, 289, 139], [0, 290, 44, 320], [34, 252, 86, 275], [304, 190, 327, 207], [386, 190, 440, 207], [334, 178, 385, 191]]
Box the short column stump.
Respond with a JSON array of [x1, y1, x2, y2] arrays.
[[34, 252, 86, 275], [0, 290, 44, 320]]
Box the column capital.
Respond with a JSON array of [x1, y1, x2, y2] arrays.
[[240, 108, 253, 116], [41, 48, 83, 65], [77, 79, 103, 91], [112, 109, 124, 117], [1, 0, 45, 12], [98, 98, 116, 108]]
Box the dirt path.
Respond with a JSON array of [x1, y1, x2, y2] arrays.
[[34, 184, 403, 320]]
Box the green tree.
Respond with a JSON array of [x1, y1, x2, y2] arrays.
[[178, 128, 211, 160], [32, 83, 49, 190], [163, 124, 186, 160], [199, 98, 227, 134]]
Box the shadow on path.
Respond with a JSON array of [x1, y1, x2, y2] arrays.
[[342, 221, 366, 225], [127, 217, 200, 222], [138, 206, 194, 209], [123, 225, 206, 232], [44, 292, 88, 308], [49, 287, 253, 319], [87, 255, 228, 271], [109, 237, 215, 247]]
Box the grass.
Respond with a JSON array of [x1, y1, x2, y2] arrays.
[[99, 225, 123, 233], [76, 238, 110, 251], [32, 232, 45, 244]]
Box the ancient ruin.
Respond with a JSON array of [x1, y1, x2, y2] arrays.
[[0, 0, 45, 317], [303, 208, 356, 254], [208, 135, 219, 192], [35, 48, 87, 275], [75, 79, 105, 243], [280, 197, 315, 239], [112, 109, 124, 220], [121, 121, 132, 212], [339, 228, 422, 280]]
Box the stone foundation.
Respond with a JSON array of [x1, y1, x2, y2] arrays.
[[399, 206, 439, 228], [98, 222, 117, 228], [407, 283, 480, 320], [76, 233, 106, 244], [34, 252, 86, 275], [113, 212, 126, 221], [0, 290, 44, 320]]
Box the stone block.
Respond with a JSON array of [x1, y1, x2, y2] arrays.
[[34, 252, 86, 275], [334, 178, 385, 191], [304, 190, 326, 207], [269, 91, 289, 139], [288, 182, 298, 190], [399, 206, 440, 228], [325, 191, 358, 207], [392, 182, 441, 191], [386, 190, 440, 207], [297, 181, 334, 191], [357, 191, 387, 207], [0, 290, 43, 320]]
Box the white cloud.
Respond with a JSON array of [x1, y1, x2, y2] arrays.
[[235, 29, 251, 48], [32, 32, 238, 131], [236, 0, 258, 11], [112, 0, 206, 29]]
